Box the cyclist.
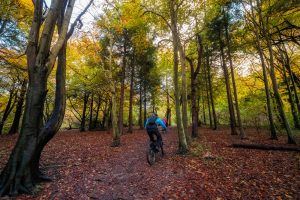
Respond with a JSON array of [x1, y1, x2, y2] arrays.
[[144, 113, 167, 152]]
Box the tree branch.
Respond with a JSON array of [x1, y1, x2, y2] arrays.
[[141, 9, 172, 30], [67, 0, 94, 39]]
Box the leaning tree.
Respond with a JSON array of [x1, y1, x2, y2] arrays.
[[0, 0, 93, 196]]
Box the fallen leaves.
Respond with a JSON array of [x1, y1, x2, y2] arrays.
[[0, 127, 299, 199]]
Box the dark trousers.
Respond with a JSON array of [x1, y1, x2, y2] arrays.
[[147, 129, 162, 146]]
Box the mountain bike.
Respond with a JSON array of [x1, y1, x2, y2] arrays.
[[146, 134, 165, 166]]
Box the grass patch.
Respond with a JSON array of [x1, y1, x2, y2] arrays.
[[189, 139, 211, 157]]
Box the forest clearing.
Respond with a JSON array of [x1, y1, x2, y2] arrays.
[[1, 0, 300, 198], [1, 127, 299, 199]]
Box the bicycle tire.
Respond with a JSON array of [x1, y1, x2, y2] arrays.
[[147, 148, 155, 165]]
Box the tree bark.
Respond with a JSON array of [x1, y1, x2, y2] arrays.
[[166, 76, 171, 126], [279, 47, 300, 129], [219, 39, 237, 135], [128, 61, 134, 133], [178, 43, 188, 137], [168, 0, 188, 153], [0, 0, 76, 195], [88, 93, 94, 131], [186, 34, 202, 138], [249, 0, 277, 139], [80, 92, 89, 132], [8, 79, 28, 135], [139, 79, 143, 129], [257, 0, 295, 144], [223, 7, 246, 139], [206, 53, 217, 130], [143, 83, 147, 126], [0, 88, 17, 135], [93, 96, 101, 129], [108, 34, 120, 147], [118, 32, 127, 135], [205, 63, 212, 128]]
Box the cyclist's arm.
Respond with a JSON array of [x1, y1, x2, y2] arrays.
[[144, 119, 149, 129], [156, 118, 167, 130]]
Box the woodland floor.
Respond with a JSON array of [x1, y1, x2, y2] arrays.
[[0, 127, 300, 200]]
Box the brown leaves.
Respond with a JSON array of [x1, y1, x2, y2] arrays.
[[0, 127, 299, 199]]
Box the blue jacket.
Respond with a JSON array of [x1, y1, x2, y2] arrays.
[[144, 117, 167, 129]]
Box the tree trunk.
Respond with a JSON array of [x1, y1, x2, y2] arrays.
[[169, 0, 188, 153], [93, 96, 101, 129], [9, 80, 27, 135], [205, 64, 212, 128], [279, 48, 300, 129], [207, 53, 217, 130], [186, 34, 202, 138], [108, 34, 120, 147], [190, 63, 198, 138], [202, 91, 206, 125], [80, 92, 89, 132], [88, 93, 94, 131], [0, 0, 90, 195], [143, 83, 147, 126], [257, 0, 295, 144], [219, 39, 237, 135], [118, 34, 127, 135], [178, 43, 188, 137], [166, 77, 171, 126], [280, 43, 300, 128], [223, 7, 245, 139], [139, 79, 143, 129], [0, 88, 16, 135], [249, 0, 277, 139], [128, 62, 134, 133]]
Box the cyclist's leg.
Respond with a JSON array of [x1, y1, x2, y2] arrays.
[[155, 129, 164, 156], [156, 129, 163, 146], [147, 130, 155, 143]]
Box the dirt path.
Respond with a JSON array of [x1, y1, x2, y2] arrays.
[[0, 127, 299, 199]]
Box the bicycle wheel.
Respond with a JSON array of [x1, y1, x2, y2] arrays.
[[147, 148, 156, 166]]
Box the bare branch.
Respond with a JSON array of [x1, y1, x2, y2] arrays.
[[141, 9, 172, 30], [67, 0, 94, 39]]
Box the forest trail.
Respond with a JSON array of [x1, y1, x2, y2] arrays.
[[0, 127, 299, 199]]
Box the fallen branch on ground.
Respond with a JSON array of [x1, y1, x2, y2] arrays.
[[231, 143, 300, 152]]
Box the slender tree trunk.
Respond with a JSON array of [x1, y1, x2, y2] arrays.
[[169, 0, 188, 153], [281, 44, 300, 127], [202, 90, 206, 125], [186, 35, 202, 138], [257, 0, 295, 144], [9, 80, 28, 134], [143, 84, 147, 126], [281, 54, 300, 129], [80, 92, 89, 132], [88, 93, 94, 131], [190, 63, 198, 138], [166, 76, 171, 126], [128, 62, 134, 133], [223, 7, 245, 138], [249, 0, 277, 139], [207, 53, 217, 130], [178, 43, 188, 136], [0, 89, 16, 135], [118, 34, 127, 135], [93, 96, 101, 129], [205, 64, 212, 128], [219, 39, 237, 135], [139, 79, 143, 129], [109, 34, 120, 147]]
